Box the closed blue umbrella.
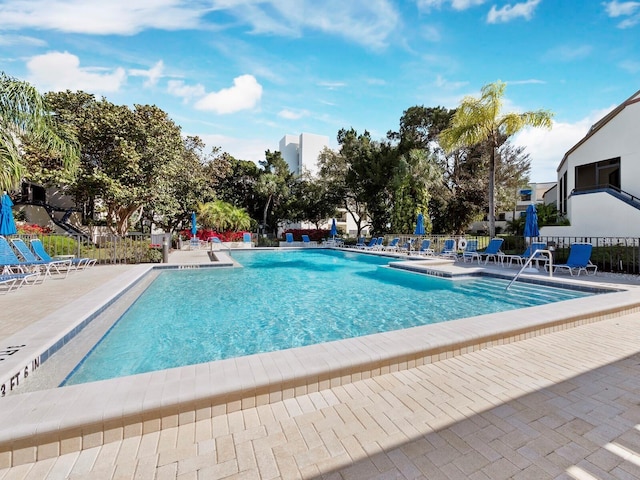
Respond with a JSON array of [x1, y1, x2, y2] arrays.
[[0, 193, 17, 236], [414, 213, 425, 235], [191, 211, 197, 237], [523, 204, 539, 239], [330, 218, 337, 239]]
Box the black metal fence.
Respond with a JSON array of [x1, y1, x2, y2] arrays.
[[13, 232, 640, 274], [16, 233, 158, 265], [381, 234, 640, 275]]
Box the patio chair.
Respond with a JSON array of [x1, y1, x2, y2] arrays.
[[503, 242, 547, 268], [0, 272, 40, 292], [383, 237, 400, 251], [242, 232, 253, 247], [417, 239, 434, 256], [0, 236, 47, 280], [459, 239, 480, 263], [11, 238, 72, 277], [285, 232, 294, 243], [354, 237, 365, 249], [398, 239, 413, 254], [301, 235, 317, 247], [361, 237, 378, 250], [189, 237, 201, 250], [545, 243, 597, 276], [437, 239, 457, 259], [30, 238, 97, 270], [478, 238, 504, 265]]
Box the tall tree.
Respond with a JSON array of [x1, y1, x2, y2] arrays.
[[0, 72, 78, 191], [388, 105, 453, 154], [36, 91, 188, 235], [439, 81, 553, 237], [255, 150, 292, 235]]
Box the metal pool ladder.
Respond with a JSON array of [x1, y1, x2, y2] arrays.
[[506, 249, 554, 290]]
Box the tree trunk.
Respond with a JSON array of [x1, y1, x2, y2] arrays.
[[262, 195, 272, 233], [488, 146, 496, 238]]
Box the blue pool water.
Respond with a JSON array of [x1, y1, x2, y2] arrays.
[[63, 249, 593, 385]]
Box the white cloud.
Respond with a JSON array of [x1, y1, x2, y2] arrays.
[[129, 60, 164, 88], [195, 132, 272, 164], [26, 51, 126, 93], [224, 1, 400, 50], [0, 34, 46, 47], [434, 74, 468, 90], [513, 107, 616, 182], [604, 0, 640, 17], [194, 74, 263, 114], [417, 0, 486, 11], [167, 80, 207, 102], [619, 59, 640, 73], [505, 79, 546, 85], [317, 81, 347, 90], [421, 25, 442, 42], [487, 0, 541, 23], [544, 44, 592, 62], [0, 1, 399, 50], [278, 109, 310, 120], [0, 0, 208, 35], [603, 1, 640, 27]]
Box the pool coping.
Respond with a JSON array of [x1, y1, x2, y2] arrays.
[[1, 252, 640, 467]]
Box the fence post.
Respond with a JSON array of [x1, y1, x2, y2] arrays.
[[162, 236, 169, 263]]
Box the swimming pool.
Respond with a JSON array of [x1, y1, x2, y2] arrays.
[[63, 249, 595, 385]]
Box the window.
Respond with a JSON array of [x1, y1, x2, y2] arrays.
[[519, 189, 532, 202], [575, 157, 620, 191]]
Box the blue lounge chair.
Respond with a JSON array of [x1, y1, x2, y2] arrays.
[[301, 234, 317, 247], [361, 237, 379, 250], [545, 243, 597, 276], [417, 239, 434, 256], [383, 237, 400, 251], [459, 239, 479, 263], [243, 232, 253, 245], [398, 239, 413, 254], [11, 238, 72, 277], [0, 272, 39, 292], [438, 239, 457, 259], [503, 242, 547, 267], [0, 235, 48, 277], [285, 232, 294, 243], [189, 236, 201, 250], [30, 238, 96, 270], [354, 237, 365, 249], [478, 238, 504, 265]]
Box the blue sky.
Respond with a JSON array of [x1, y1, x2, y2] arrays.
[[1, 0, 639, 182]]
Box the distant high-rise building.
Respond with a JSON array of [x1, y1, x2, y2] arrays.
[[279, 132, 330, 176]]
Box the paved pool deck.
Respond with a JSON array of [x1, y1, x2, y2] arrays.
[[1, 248, 640, 479]]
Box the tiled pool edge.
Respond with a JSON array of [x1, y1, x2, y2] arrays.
[[1, 280, 639, 467]]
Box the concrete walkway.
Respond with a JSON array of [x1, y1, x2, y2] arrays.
[[1, 250, 640, 479]]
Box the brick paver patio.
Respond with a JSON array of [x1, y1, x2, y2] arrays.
[[1, 251, 640, 479]]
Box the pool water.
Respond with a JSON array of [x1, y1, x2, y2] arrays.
[[63, 249, 592, 385]]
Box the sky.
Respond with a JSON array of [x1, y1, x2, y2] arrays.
[[1, 0, 639, 183]]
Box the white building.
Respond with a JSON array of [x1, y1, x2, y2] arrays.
[[541, 89, 640, 238], [469, 181, 556, 234], [279, 133, 329, 177], [279, 132, 368, 237]]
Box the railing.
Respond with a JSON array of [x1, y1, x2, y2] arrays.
[[572, 185, 640, 210], [506, 249, 553, 290], [377, 234, 640, 275], [16, 232, 156, 265]]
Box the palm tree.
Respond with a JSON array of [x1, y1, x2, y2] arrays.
[[439, 81, 553, 237], [0, 72, 78, 191]]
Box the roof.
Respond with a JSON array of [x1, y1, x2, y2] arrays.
[[557, 89, 640, 173]]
